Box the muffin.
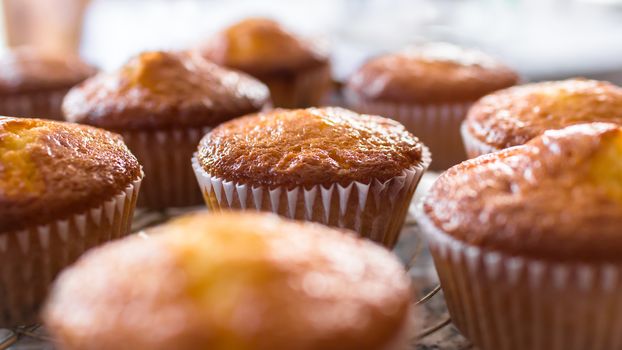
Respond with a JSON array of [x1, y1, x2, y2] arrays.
[[63, 50, 270, 209], [418, 122, 622, 350], [197, 17, 331, 108], [193, 107, 430, 248], [345, 42, 519, 170], [462, 78, 622, 158], [44, 211, 414, 350], [0, 117, 142, 326], [0, 47, 96, 120]]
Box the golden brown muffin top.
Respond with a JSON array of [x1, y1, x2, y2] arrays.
[[0, 117, 141, 232], [44, 211, 412, 350], [197, 107, 426, 187], [0, 47, 96, 95], [198, 17, 329, 75], [424, 122, 622, 262], [63, 51, 270, 131], [347, 42, 519, 104], [464, 79, 622, 149]]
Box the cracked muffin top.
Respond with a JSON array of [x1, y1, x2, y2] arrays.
[[0, 117, 141, 232], [347, 42, 518, 104], [464, 79, 622, 150], [424, 122, 622, 262], [44, 211, 412, 350], [197, 107, 427, 187], [63, 51, 270, 131]]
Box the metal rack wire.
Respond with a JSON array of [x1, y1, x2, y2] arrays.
[[0, 208, 462, 350]]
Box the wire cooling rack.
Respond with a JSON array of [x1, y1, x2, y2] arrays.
[[0, 174, 471, 350]]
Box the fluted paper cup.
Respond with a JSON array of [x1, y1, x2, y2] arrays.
[[192, 149, 430, 248], [0, 90, 68, 120], [344, 92, 470, 170], [0, 176, 142, 327], [121, 127, 210, 209], [417, 208, 622, 350], [460, 122, 503, 159]]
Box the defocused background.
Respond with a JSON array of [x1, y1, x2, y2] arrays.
[[1, 0, 621, 83]]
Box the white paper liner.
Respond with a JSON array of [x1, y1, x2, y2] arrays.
[[460, 121, 502, 159], [344, 91, 471, 170], [417, 208, 622, 350], [0, 90, 67, 120], [0, 176, 142, 327], [121, 127, 211, 209], [192, 148, 430, 248]]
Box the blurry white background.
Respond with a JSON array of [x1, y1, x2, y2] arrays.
[[3, 0, 622, 82]]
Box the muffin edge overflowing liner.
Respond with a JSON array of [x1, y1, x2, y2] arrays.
[[416, 205, 622, 350], [0, 174, 142, 326], [192, 148, 430, 248]]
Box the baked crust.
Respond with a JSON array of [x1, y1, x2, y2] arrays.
[[0, 117, 141, 232], [44, 211, 412, 350], [198, 17, 329, 75], [197, 107, 425, 187], [464, 79, 622, 149], [346, 42, 518, 104], [0, 47, 96, 95], [424, 122, 622, 262], [63, 51, 270, 130]]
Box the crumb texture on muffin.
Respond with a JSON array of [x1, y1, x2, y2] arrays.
[[0, 47, 96, 94], [465, 79, 622, 149], [197, 107, 425, 187], [198, 17, 328, 75], [424, 122, 622, 262], [44, 212, 412, 350], [0, 117, 141, 232], [62, 51, 270, 130], [347, 43, 519, 104]]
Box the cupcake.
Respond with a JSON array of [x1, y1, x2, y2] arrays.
[[193, 107, 430, 248], [197, 17, 331, 108], [344, 42, 519, 170], [462, 78, 622, 158], [0, 47, 96, 120], [418, 123, 622, 350], [44, 211, 414, 350], [0, 117, 142, 326], [63, 51, 270, 209]]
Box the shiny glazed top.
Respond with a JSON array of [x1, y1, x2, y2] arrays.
[[197, 107, 425, 187], [63, 51, 270, 130], [347, 42, 519, 104], [44, 212, 412, 350], [198, 17, 329, 75], [464, 79, 622, 149], [0, 117, 141, 232], [424, 122, 622, 262], [0, 47, 96, 94]]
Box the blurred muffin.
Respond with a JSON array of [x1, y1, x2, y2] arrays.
[[0, 117, 142, 326], [419, 123, 622, 350], [0, 47, 96, 120], [63, 50, 270, 209], [44, 211, 414, 350], [198, 17, 331, 108], [462, 78, 622, 157], [345, 42, 519, 170], [193, 107, 430, 248]]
